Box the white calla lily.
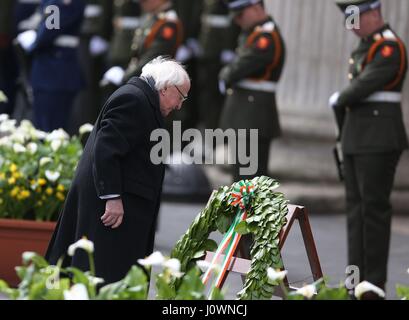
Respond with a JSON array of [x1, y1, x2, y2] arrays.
[[79, 123, 93, 135], [51, 139, 62, 151], [354, 281, 385, 299], [296, 284, 316, 299], [0, 113, 9, 122], [27, 142, 38, 154], [137, 251, 165, 267], [39, 157, 52, 166], [163, 258, 184, 278], [0, 119, 16, 132], [46, 128, 69, 141], [68, 237, 94, 256], [89, 276, 105, 286], [22, 251, 36, 263], [63, 283, 90, 300], [13, 143, 26, 153], [267, 268, 288, 282], [45, 170, 60, 182]]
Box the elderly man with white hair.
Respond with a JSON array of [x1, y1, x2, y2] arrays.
[[45, 56, 190, 284]]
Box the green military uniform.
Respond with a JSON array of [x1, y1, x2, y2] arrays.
[[334, 0, 408, 289], [73, 0, 113, 133], [219, 1, 286, 181], [171, 0, 203, 133], [197, 0, 240, 130], [108, 0, 142, 68], [123, 1, 183, 82]]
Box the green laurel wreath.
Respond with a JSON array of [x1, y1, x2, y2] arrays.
[[171, 175, 288, 300]]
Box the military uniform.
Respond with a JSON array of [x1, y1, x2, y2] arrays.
[[123, 1, 183, 82], [333, 0, 408, 289], [26, 0, 86, 132], [197, 0, 240, 130], [0, 0, 18, 115], [72, 0, 113, 133], [108, 0, 142, 68], [220, 0, 286, 181]]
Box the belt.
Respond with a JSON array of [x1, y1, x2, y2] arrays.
[[117, 16, 141, 29], [236, 80, 277, 93], [54, 35, 79, 48], [364, 91, 402, 103], [84, 4, 102, 18], [202, 14, 230, 28]]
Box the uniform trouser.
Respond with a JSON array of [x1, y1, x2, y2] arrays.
[[344, 151, 401, 287], [33, 90, 77, 132]]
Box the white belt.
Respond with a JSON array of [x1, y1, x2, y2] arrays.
[[54, 35, 79, 48], [236, 80, 277, 93], [117, 16, 141, 29], [202, 14, 230, 28], [364, 91, 402, 103], [84, 4, 102, 18]]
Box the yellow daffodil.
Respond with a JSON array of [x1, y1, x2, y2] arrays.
[[8, 177, 16, 185], [12, 171, 21, 179], [10, 187, 19, 197], [46, 187, 53, 195], [20, 190, 30, 199], [30, 179, 36, 186], [38, 178, 46, 186], [9, 163, 17, 172], [0, 173, 5, 180], [57, 184, 65, 192], [56, 192, 65, 201]]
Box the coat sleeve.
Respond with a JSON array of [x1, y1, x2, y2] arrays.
[[92, 94, 146, 197], [218, 32, 276, 85], [31, 0, 85, 51], [336, 41, 402, 108]]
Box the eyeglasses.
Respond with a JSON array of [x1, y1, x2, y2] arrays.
[[174, 85, 188, 102]]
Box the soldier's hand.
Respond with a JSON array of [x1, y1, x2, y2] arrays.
[[16, 30, 37, 51], [218, 80, 227, 95], [89, 35, 109, 56], [329, 91, 340, 108], [101, 66, 125, 87], [101, 198, 124, 228]]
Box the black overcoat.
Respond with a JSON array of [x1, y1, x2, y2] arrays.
[[45, 77, 165, 284]]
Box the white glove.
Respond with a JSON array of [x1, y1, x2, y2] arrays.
[[186, 38, 202, 58], [102, 66, 125, 86], [220, 49, 236, 64], [16, 30, 37, 51], [329, 91, 340, 108], [175, 45, 192, 63], [218, 80, 226, 95], [89, 35, 109, 56]]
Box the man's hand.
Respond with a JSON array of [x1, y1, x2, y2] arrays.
[[101, 66, 125, 86], [16, 30, 37, 51], [101, 198, 124, 228]]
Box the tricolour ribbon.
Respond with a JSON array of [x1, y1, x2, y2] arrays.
[[202, 180, 254, 297]]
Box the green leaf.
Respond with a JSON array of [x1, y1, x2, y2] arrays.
[[216, 214, 231, 234], [234, 221, 250, 235]]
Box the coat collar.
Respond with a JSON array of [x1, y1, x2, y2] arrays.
[[127, 76, 164, 128]]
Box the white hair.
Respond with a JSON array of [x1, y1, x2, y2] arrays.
[[141, 56, 190, 90]]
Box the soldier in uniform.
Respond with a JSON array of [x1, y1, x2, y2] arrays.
[[15, 0, 85, 132], [197, 0, 240, 130], [0, 0, 18, 115], [220, 0, 286, 182], [331, 0, 408, 297], [71, 0, 113, 134], [101, 0, 183, 87], [107, 0, 142, 69]]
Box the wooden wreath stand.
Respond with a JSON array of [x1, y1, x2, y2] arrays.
[[203, 204, 323, 298]]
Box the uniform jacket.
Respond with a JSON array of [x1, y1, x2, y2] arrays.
[[219, 16, 286, 139], [123, 3, 183, 81], [336, 24, 408, 154], [45, 77, 166, 284], [29, 0, 85, 92]]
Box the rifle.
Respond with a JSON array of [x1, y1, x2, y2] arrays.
[[332, 105, 346, 182]]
